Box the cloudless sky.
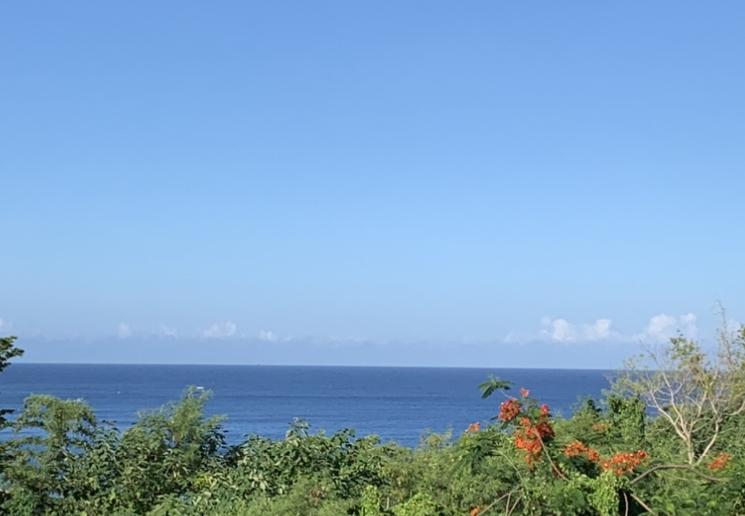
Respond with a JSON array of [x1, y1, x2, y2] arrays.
[[2, 2, 744, 367]]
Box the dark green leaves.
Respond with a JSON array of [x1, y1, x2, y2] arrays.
[[479, 375, 512, 399], [0, 335, 23, 374]]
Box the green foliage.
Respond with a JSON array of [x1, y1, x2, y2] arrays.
[[589, 471, 625, 516], [360, 485, 383, 515], [3, 395, 97, 514], [0, 335, 23, 427], [0, 336, 23, 374], [392, 492, 439, 516], [1, 329, 745, 514], [606, 394, 646, 449], [0, 334, 24, 491], [479, 375, 512, 399]]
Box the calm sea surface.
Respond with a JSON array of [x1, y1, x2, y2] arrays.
[[0, 364, 613, 446]]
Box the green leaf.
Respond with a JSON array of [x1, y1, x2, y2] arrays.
[[479, 375, 512, 399]]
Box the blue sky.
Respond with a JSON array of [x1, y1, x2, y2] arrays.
[[1, 2, 744, 367]]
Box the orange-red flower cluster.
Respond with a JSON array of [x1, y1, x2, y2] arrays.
[[513, 412, 555, 465], [708, 452, 731, 471], [470, 506, 482, 516], [563, 440, 600, 462], [601, 451, 648, 476], [465, 422, 481, 434], [534, 420, 555, 440], [495, 391, 557, 466], [499, 399, 521, 422]]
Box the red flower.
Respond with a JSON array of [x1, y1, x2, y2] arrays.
[[513, 418, 554, 465], [601, 451, 648, 476], [708, 453, 731, 471], [540, 404, 550, 417], [563, 440, 588, 458], [563, 440, 600, 463], [465, 422, 481, 434], [534, 421, 554, 440], [514, 429, 543, 464], [520, 387, 530, 398], [499, 399, 521, 422]]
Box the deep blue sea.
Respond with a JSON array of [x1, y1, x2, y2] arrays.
[[0, 365, 613, 446]]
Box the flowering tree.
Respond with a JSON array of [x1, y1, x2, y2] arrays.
[[478, 381, 656, 514]]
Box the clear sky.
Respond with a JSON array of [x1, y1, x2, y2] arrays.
[[2, 2, 744, 367]]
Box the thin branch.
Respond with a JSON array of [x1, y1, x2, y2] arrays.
[[535, 433, 567, 480], [479, 488, 518, 515], [695, 418, 721, 465], [629, 492, 656, 515], [631, 463, 725, 484]]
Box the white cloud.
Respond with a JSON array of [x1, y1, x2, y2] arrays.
[[639, 313, 697, 343], [533, 312, 699, 344], [586, 319, 613, 340], [540, 317, 614, 343], [117, 323, 132, 339], [203, 321, 237, 339], [258, 329, 278, 342], [257, 329, 294, 343], [159, 325, 178, 338], [541, 318, 575, 342]]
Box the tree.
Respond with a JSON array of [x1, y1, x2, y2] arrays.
[[3, 395, 97, 514], [616, 324, 745, 465], [0, 336, 23, 427]]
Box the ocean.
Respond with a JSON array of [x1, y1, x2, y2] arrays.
[[0, 364, 613, 446]]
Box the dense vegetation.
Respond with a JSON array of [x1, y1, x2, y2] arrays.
[[1, 330, 744, 515]]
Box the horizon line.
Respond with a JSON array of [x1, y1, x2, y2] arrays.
[[11, 361, 618, 371]]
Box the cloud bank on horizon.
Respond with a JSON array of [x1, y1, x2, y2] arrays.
[[0, 312, 708, 347], [535, 313, 699, 344], [2, 311, 740, 368], [109, 312, 703, 345], [201, 321, 238, 339]]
